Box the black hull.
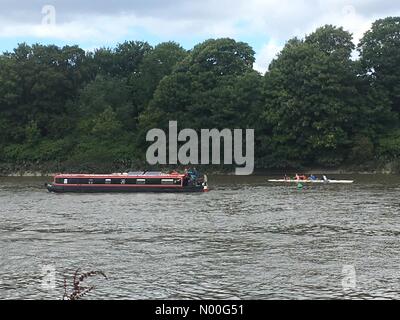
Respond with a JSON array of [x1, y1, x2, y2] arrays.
[[45, 183, 204, 193]]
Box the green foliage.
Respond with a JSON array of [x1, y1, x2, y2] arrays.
[[91, 41, 152, 77], [91, 106, 123, 139], [377, 129, 400, 160], [24, 121, 41, 144], [138, 38, 259, 136], [349, 135, 375, 163], [263, 27, 359, 167], [77, 75, 134, 128], [1, 19, 400, 172], [129, 42, 188, 126], [179, 38, 255, 76], [305, 25, 355, 57], [1, 43, 88, 140], [358, 17, 400, 115], [3, 138, 74, 162]]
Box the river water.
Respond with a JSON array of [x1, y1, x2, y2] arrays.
[[0, 175, 399, 300]]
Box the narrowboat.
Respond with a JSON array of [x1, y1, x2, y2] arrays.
[[45, 171, 208, 193]]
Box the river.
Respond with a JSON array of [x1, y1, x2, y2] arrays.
[[0, 174, 399, 300]]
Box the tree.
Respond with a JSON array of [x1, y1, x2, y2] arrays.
[[0, 55, 23, 143], [263, 27, 361, 167], [1, 43, 88, 139], [115, 41, 152, 77], [1, 25, 400, 172], [91, 41, 152, 78], [137, 38, 259, 147], [305, 25, 355, 57], [129, 42, 187, 126], [77, 74, 133, 127], [135, 38, 261, 164], [91, 106, 123, 139], [178, 38, 255, 76], [358, 17, 400, 114]]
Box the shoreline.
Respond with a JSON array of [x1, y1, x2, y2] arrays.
[[1, 160, 399, 177], [1, 168, 399, 177]]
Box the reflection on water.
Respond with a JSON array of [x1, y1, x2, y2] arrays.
[[0, 175, 399, 300]]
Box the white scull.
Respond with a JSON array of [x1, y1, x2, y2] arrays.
[[268, 179, 354, 184]]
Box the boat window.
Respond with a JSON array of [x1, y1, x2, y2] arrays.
[[121, 179, 126, 184], [105, 179, 111, 184], [161, 179, 175, 185], [64, 179, 68, 184], [137, 179, 146, 184], [145, 178, 161, 184]]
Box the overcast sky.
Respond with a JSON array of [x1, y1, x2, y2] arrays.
[[0, 0, 399, 73]]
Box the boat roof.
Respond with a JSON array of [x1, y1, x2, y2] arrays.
[[55, 172, 186, 178]]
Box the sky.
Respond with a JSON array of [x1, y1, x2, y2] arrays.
[[0, 0, 399, 73]]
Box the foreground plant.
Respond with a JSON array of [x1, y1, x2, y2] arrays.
[[63, 269, 108, 300]]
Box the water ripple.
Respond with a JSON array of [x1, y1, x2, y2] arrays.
[[1, 175, 400, 299]]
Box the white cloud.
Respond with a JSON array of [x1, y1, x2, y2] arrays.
[[254, 40, 283, 73], [240, 0, 400, 72]]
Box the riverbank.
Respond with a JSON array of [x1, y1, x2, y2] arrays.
[[1, 162, 399, 177]]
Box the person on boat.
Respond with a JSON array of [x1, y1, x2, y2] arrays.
[[183, 168, 191, 185], [295, 173, 300, 181], [187, 167, 198, 181], [183, 175, 189, 186], [296, 174, 307, 181], [309, 174, 317, 181], [323, 175, 328, 182], [297, 182, 304, 189]]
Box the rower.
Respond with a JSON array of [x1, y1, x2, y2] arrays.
[[297, 182, 304, 189], [187, 167, 198, 180], [297, 179, 307, 189], [309, 174, 317, 181], [323, 175, 328, 182]]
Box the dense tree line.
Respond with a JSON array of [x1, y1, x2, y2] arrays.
[[0, 17, 399, 173]]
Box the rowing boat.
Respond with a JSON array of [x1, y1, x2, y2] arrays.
[[268, 179, 354, 184]]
